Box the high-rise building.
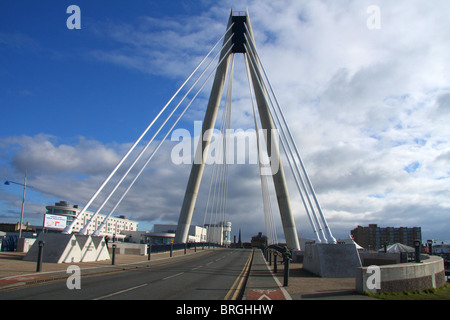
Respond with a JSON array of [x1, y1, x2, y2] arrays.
[[350, 224, 421, 250]]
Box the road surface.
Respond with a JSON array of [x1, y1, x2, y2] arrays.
[[0, 248, 252, 300]]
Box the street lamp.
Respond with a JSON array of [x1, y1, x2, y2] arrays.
[[4, 173, 27, 238]]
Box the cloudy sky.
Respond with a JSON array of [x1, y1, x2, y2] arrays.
[[1, 0, 449, 244]]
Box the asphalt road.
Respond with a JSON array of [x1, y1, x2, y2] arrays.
[[0, 248, 252, 300]]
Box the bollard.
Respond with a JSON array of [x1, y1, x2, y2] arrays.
[[427, 240, 433, 255], [283, 257, 290, 287], [414, 240, 421, 263], [194, 243, 197, 252], [147, 244, 152, 261], [170, 243, 173, 257], [36, 241, 45, 272], [269, 249, 272, 266], [112, 244, 116, 265], [273, 253, 277, 273], [184, 243, 187, 255]]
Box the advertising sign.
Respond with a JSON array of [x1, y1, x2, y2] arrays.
[[44, 214, 67, 230]]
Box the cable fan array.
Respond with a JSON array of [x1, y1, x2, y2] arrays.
[[242, 22, 336, 244], [61, 15, 336, 246], [62, 24, 236, 236], [201, 54, 233, 244]]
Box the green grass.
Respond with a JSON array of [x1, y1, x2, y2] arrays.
[[367, 282, 450, 300]]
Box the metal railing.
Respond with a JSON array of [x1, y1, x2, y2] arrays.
[[262, 246, 292, 287]]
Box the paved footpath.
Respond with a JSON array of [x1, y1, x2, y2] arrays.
[[244, 250, 374, 300], [243, 249, 291, 300]]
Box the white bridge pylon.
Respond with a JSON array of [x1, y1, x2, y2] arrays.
[[62, 10, 336, 249], [175, 11, 336, 248]]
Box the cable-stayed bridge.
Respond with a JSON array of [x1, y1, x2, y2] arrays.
[[60, 10, 337, 250]]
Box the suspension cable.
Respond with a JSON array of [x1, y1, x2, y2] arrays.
[[244, 37, 324, 243], [81, 35, 235, 235], [244, 38, 326, 243], [62, 24, 235, 235], [94, 44, 235, 236], [245, 40, 324, 242], [244, 28, 336, 243], [244, 53, 278, 245], [203, 53, 234, 244]]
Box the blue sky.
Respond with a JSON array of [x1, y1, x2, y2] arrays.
[[1, 0, 450, 244], [1, 1, 193, 142]]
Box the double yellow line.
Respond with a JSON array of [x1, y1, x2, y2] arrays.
[[224, 249, 254, 300]]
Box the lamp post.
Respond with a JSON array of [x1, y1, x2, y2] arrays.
[[4, 173, 27, 239]]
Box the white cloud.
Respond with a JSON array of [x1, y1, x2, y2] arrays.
[[2, 0, 450, 242]]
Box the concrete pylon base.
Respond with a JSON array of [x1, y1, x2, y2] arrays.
[[23, 233, 110, 264], [303, 243, 362, 278]]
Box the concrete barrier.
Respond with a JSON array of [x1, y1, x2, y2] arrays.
[[16, 238, 36, 253], [109, 242, 148, 255], [23, 233, 110, 263], [303, 243, 362, 278], [356, 255, 446, 294]]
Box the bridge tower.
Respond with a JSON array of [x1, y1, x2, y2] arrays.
[[61, 9, 336, 253], [174, 11, 301, 249]]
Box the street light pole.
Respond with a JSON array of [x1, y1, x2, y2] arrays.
[[4, 172, 27, 238]]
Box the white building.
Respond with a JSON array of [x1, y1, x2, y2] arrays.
[[151, 224, 207, 244], [121, 223, 231, 245], [44, 201, 138, 239], [204, 221, 232, 246]]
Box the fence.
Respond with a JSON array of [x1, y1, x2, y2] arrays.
[[1, 235, 18, 252]]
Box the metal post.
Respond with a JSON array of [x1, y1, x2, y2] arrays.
[[170, 243, 173, 257], [273, 253, 277, 273], [284, 257, 290, 287], [19, 174, 27, 239], [147, 244, 152, 261], [269, 249, 272, 266], [427, 240, 433, 255], [36, 241, 45, 272], [112, 244, 116, 265], [184, 243, 187, 255], [414, 240, 421, 263]]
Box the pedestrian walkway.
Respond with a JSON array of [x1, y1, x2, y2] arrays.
[[243, 249, 291, 300], [244, 249, 374, 300]]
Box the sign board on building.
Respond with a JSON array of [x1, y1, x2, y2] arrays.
[[44, 214, 67, 230]]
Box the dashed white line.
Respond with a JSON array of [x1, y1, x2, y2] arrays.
[[93, 283, 148, 300], [191, 266, 203, 271], [162, 272, 184, 280]]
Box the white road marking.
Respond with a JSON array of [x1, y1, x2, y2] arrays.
[[162, 272, 184, 280], [93, 283, 148, 300]]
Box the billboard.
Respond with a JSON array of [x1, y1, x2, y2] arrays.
[[44, 214, 67, 230]]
